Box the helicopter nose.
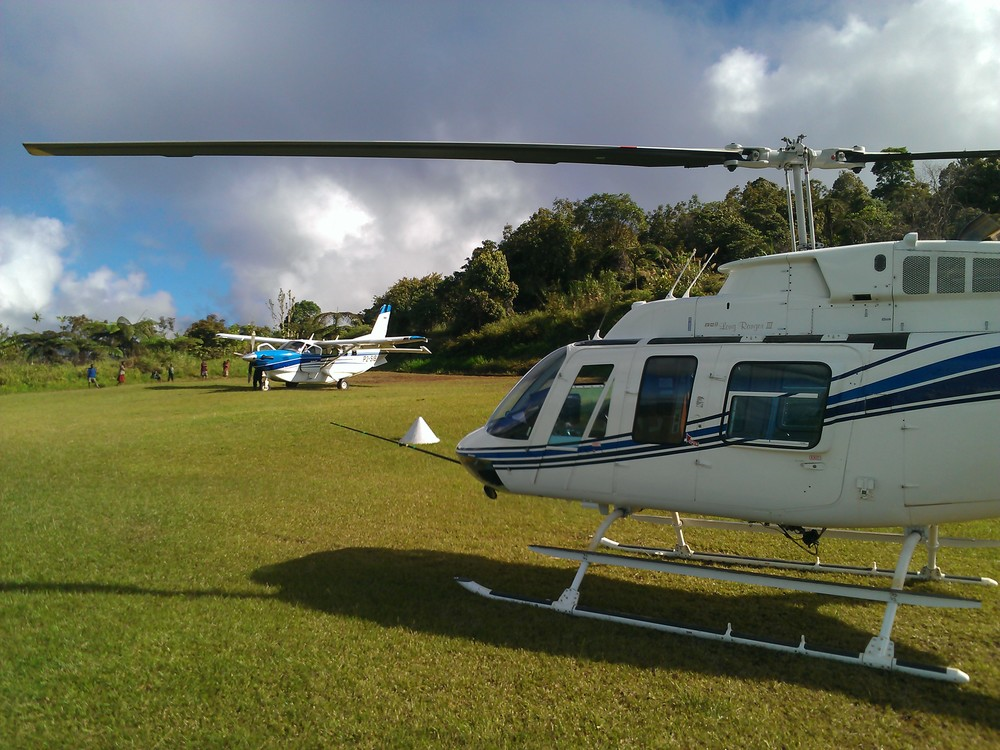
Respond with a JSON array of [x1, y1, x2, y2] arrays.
[[457, 453, 505, 496]]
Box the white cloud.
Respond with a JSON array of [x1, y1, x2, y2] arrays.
[[191, 162, 529, 323], [0, 210, 175, 332], [57, 268, 175, 325], [0, 212, 66, 329], [705, 0, 1000, 149], [706, 48, 770, 128]]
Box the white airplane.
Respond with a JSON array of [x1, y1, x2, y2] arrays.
[[216, 304, 429, 390], [24, 136, 1000, 682]]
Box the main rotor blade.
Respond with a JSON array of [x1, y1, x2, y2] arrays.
[[843, 148, 1000, 165], [23, 140, 738, 168]]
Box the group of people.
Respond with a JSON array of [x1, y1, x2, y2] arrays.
[[86, 360, 231, 387]]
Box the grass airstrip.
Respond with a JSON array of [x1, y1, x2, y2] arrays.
[[1, 373, 998, 748]]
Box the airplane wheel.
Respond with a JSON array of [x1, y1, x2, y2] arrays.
[[337, 379, 348, 390], [262, 379, 269, 391]]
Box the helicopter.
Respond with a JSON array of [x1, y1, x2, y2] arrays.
[[23, 135, 1000, 682]]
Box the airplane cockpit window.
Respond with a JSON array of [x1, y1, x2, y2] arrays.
[[632, 357, 697, 445], [281, 341, 307, 352], [724, 362, 830, 448], [548, 364, 614, 444], [486, 348, 567, 440], [306, 344, 322, 356]]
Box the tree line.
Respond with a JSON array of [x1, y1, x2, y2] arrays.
[[3, 153, 999, 373]]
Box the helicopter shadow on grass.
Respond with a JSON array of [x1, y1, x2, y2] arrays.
[[250, 546, 1000, 730]]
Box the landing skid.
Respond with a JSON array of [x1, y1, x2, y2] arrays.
[[602, 512, 999, 587], [457, 508, 987, 683]]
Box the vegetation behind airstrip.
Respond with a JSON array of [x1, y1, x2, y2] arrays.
[[3, 154, 1000, 391]]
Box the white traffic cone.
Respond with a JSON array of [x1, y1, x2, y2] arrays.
[[400, 416, 440, 445]]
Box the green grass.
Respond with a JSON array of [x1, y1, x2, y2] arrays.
[[1, 375, 998, 748]]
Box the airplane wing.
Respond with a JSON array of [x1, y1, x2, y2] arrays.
[[216, 332, 294, 346], [316, 334, 430, 354]]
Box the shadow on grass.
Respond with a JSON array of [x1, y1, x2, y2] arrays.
[[251, 546, 1000, 730], [3, 548, 996, 729], [147, 382, 378, 394]]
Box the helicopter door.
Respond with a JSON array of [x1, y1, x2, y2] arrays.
[[694, 346, 857, 520], [613, 352, 701, 509], [534, 353, 622, 501]]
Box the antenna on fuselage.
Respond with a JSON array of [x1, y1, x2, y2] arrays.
[[683, 248, 718, 298], [665, 247, 699, 300]]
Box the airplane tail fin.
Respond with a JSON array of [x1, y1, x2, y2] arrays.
[[368, 304, 391, 339]]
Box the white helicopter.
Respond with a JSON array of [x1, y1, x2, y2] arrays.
[[216, 304, 430, 390], [24, 136, 1000, 682]]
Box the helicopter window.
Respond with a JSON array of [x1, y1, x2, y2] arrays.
[[724, 362, 830, 448], [548, 364, 614, 444], [972, 257, 1000, 293], [486, 348, 567, 440], [632, 357, 697, 445], [901, 256, 930, 295], [936, 256, 965, 294]]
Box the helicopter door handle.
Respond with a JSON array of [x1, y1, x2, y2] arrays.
[[800, 462, 825, 470]]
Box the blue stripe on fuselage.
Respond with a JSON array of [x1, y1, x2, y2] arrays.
[[460, 342, 1000, 472]]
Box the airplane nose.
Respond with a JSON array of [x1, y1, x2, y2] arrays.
[[240, 352, 257, 361]]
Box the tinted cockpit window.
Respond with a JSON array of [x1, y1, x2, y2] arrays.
[[548, 364, 614, 444], [486, 348, 567, 440]]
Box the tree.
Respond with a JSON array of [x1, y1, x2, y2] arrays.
[[371, 274, 445, 333], [184, 314, 228, 355], [285, 299, 321, 338], [574, 193, 648, 280], [451, 243, 518, 333], [818, 172, 895, 246], [676, 192, 767, 264], [944, 157, 1000, 216], [739, 178, 790, 252], [871, 147, 918, 203], [267, 288, 297, 336], [500, 205, 579, 309]]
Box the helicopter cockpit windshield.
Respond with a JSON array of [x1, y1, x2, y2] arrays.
[[486, 347, 567, 440]]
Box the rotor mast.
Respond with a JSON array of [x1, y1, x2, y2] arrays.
[[724, 135, 864, 252]]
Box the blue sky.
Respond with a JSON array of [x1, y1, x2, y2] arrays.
[[2, 0, 999, 334]]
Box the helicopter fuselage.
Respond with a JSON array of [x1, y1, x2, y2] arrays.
[[457, 233, 1000, 528]]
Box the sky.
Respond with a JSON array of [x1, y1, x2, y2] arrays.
[[2, 0, 999, 335]]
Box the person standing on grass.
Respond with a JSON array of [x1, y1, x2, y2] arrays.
[[223, 359, 230, 377], [87, 363, 100, 388], [200, 360, 208, 379], [117, 363, 126, 385], [167, 363, 175, 382]]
